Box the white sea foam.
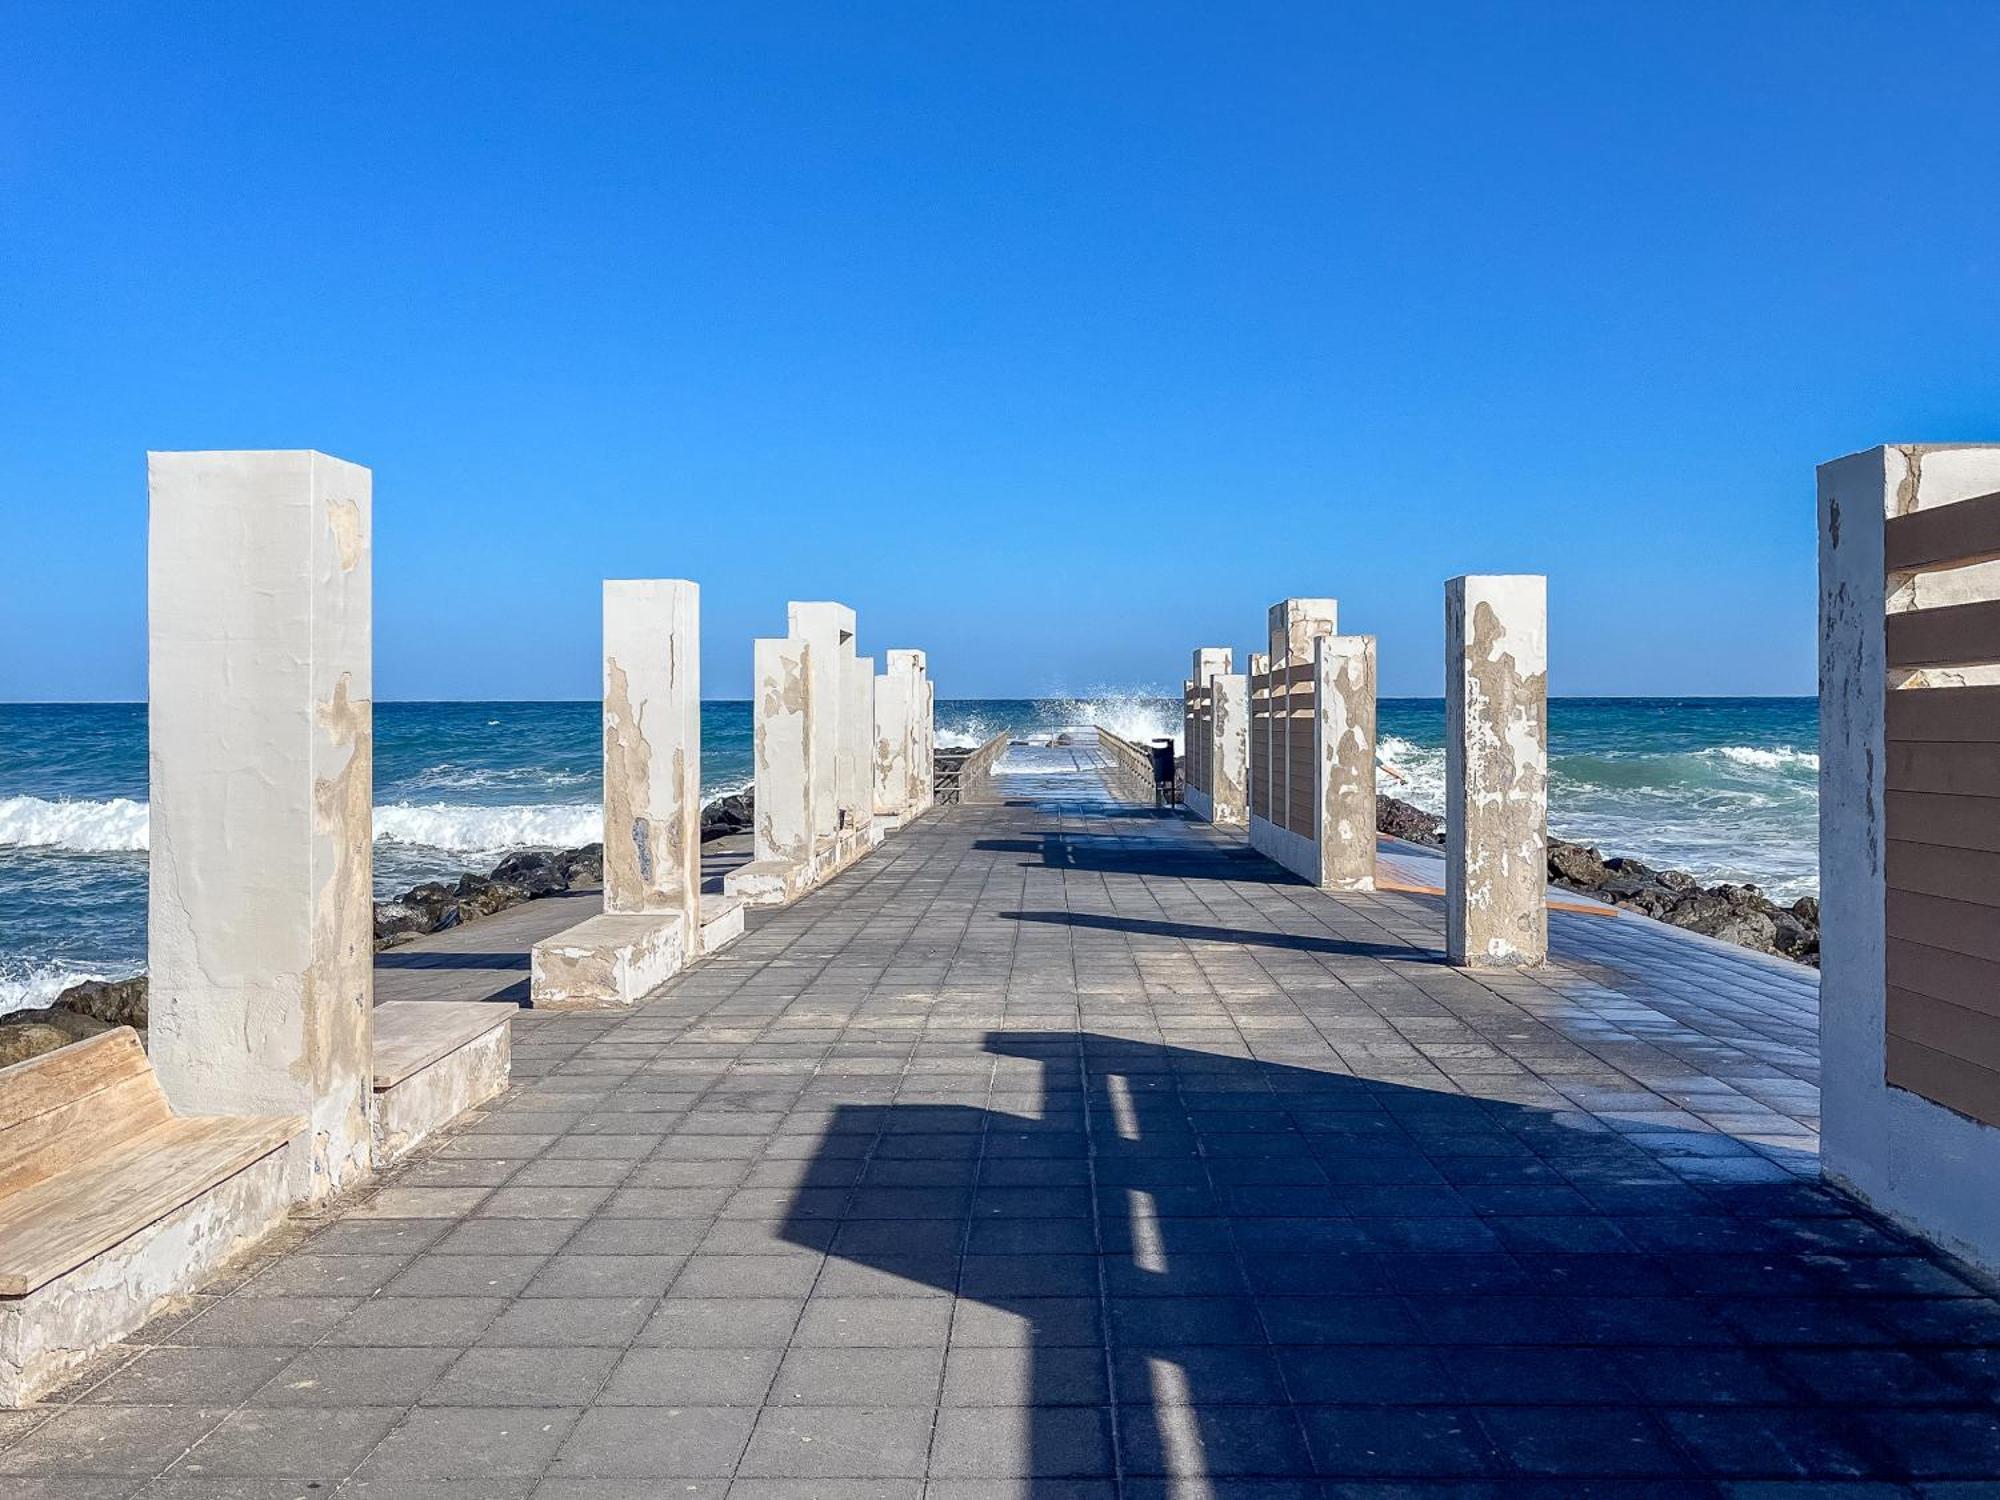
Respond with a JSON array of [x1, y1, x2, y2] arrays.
[[0, 796, 149, 853], [1, 786, 768, 860], [1709, 745, 1819, 771], [0, 957, 138, 1016]]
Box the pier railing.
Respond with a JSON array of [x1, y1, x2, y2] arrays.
[[933, 730, 1009, 804], [1097, 726, 1178, 805]]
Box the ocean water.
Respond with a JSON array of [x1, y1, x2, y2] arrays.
[[0, 695, 1818, 1012]]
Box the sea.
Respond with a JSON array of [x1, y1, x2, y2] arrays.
[[0, 695, 1819, 1014]]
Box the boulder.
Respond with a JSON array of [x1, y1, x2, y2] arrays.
[[489, 850, 570, 898], [701, 791, 754, 841], [454, 874, 530, 921], [559, 844, 605, 885], [1547, 840, 1608, 890], [53, 974, 148, 1029], [0, 1023, 76, 1069], [1377, 796, 1443, 847]]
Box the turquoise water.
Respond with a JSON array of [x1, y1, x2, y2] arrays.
[[0, 696, 1818, 1009]]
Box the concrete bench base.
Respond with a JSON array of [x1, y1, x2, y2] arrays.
[[370, 1002, 511, 1167], [0, 1147, 290, 1406], [724, 826, 879, 909], [699, 895, 745, 956], [529, 912, 689, 1009]]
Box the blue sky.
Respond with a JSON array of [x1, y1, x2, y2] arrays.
[[3, 4, 1997, 701]]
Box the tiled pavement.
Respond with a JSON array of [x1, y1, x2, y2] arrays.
[[11, 752, 2000, 1496]]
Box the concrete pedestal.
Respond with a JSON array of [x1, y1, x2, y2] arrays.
[[1445, 574, 1548, 967], [532, 913, 689, 1009]]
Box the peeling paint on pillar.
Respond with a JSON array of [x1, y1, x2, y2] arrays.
[[600, 580, 701, 935], [147, 449, 375, 1202], [1445, 575, 1548, 968], [1317, 635, 1376, 891], [788, 601, 856, 854], [1210, 673, 1249, 827], [753, 636, 814, 867]]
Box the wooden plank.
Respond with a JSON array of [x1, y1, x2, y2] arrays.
[[1375, 876, 1618, 917], [1886, 790, 2000, 852], [1886, 740, 2000, 798], [1888, 887, 2000, 964], [0, 1029, 157, 1134], [1887, 838, 2000, 909], [1887, 1034, 2000, 1129], [1886, 684, 2000, 743], [0, 1072, 170, 1197], [1885, 490, 2000, 572], [1886, 598, 2000, 670], [1888, 988, 2000, 1077], [0, 1112, 300, 1295], [373, 1001, 511, 1090], [1887, 936, 2000, 1020]]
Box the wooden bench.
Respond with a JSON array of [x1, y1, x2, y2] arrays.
[[0, 1028, 298, 1405]]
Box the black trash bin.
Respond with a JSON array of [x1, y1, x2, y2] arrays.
[[1149, 739, 1178, 808]]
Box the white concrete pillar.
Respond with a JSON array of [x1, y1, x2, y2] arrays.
[[874, 668, 912, 821], [753, 635, 814, 871], [840, 653, 877, 843], [1210, 672, 1249, 827], [1445, 574, 1548, 967], [602, 580, 700, 936], [1192, 647, 1231, 687], [1265, 599, 1337, 835], [788, 601, 855, 854], [1821, 443, 2000, 1276], [1317, 635, 1377, 890], [888, 648, 933, 817], [147, 450, 373, 1202]]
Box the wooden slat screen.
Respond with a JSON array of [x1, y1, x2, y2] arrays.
[[1885, 495, 2000, 1127], [1248, 668, 1273, 820], [1183, 681, 1214, 799]]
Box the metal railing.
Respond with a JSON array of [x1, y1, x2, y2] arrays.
[[933, 730, 1010, 804], [1095, 726, 1180, 807]]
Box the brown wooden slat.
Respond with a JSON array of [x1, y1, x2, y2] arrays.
[[1887, 1034, 2000, 1129], [0, 1112, 300, 1295], [1888, 887, 2000, 964], [0, 1072, 170, 1198], [0, 1028, 155, 1133], [1885, 490, 2000, 572], [1886, 741, 2000, 798], [1887, 839, 2000, 909], [1887, 936, 2000, 1019], [1887, 598, 2000, 670], [1887, 684, 2000, 743], [1888, 988, 2000, 1076], [1886, 790, 2000, 852]]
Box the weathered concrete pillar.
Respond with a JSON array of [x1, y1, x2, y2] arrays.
[[788, 601, 856, 856], [725, 635, 817, 906], [602, 581, 701, 930], [1445, 574, 1548, 967], [873, 668, 913, 822], [1210, 672, 1249, 827], [532, 579, 724, 1006], [840, 653, 878, 846], [1316, 634, 1377, 889], [890, 649, 934, 817], [1185, 647, 1248, 828], [148, 450, 374, 1201], [1820, 443, 2000, 1275]]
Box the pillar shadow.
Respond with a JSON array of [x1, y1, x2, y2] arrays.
[[780, 1031, 1996, 1490], [969, 834, 1279, 884], [998, 908, 1444, 963]]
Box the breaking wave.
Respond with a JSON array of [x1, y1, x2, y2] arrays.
[[0, 796, 149, 854], [0, 956, 139, 1014]]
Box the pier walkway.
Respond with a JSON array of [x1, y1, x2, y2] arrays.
[[9, 746, 2000, 1493]]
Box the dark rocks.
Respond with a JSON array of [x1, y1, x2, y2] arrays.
[[1377, 796, 1443, 847], [490, 850, 570, 897], [559, 844, 604, 884], [1376, 803, 1820, 968], [54, 974, 148, 1029], [702, 791, 753, 840], [0, 1023, 74, 1068]]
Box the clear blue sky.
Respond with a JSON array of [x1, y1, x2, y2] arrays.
[[4, 4, 1997, 702]]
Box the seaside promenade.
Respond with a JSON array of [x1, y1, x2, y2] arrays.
[[5, 738, 1998, 1493]]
